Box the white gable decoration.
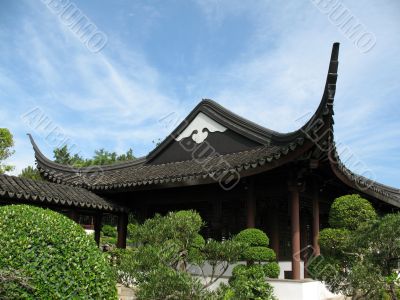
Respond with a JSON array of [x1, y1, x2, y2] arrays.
[[175, 112, 227, 144]]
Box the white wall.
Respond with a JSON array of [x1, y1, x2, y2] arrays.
[[278, 261, 304, 279], [267, 279, 340, 300]]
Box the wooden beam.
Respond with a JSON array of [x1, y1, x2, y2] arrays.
[[117, 212, 128, 249]]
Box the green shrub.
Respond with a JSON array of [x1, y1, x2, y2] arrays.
[[319, 228, 350, 256], [243, 246, 276, 263], [329, 194, 377, 230], [0, 268, 33, 300], [135, 265, 214, 300], [127, 223, 138, 239], [234, 228, 269, 247], [263, 262, 280, 278], [0, 205, 117, 299], [229, 264, 276, 300], [102, 224, 117, 237], [113, 211, 241, 299], [101, 236, 117, 247]]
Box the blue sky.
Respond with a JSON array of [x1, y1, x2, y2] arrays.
[[0, 0, 399, 187]]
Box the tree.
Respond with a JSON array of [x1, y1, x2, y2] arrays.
[[225, 228, 278, 299], [353, 213, 400, 300], [0, 128, 14, 174], [53, 145, 136, 167], [113, 210, 243, 300], [308, 194, 400, 299], [19, 166, 42, 180]]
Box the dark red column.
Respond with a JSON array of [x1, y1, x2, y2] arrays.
[[290, 186, 301, 280], [312, 187, 321, 256], [270, 208, 280, 259], [246, 180, 256, 228], [117, 212, 128, 249], [94, 213, 102, 246]]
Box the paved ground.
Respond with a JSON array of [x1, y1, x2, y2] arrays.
[[117, 284, 136, 300]]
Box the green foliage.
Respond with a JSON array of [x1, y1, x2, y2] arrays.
[[135, 266, 212, 300], [0, 128, 14, 173], [263, 262, 280, 278], [18, 166, 42, 180], [233, 228, 278, 278], [188, 234, 206, 264], [229, 264, 276, 300], [53, 145, 136, 167], [113, 210, 243, 299], [203, 239, 243, 271], [318, 228, 350, 256], [234, 228, 269, 247], [102, 224, 117, 237], [0, 268, 33, 300], [309, 195, 400, 299], [329, 194, 377, 230], [127, 223, 138, 239], [220, 229, 278, 299], [242, 246, 276, 263], [0, 205, 117, 299]]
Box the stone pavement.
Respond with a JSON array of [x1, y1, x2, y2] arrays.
[[117, 284, 136, 300]]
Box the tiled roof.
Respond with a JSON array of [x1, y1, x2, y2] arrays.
[[32, 137, 305, 190], [0, 174, 125, 212]]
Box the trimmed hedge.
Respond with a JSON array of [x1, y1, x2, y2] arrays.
[[263, 262, 280, 278], [319, 228, 350, 256], [0, 205, 117, 299], [329, 194, 377, 230], [229, 264, 276, 299], [243, 246, 276, 262], [234, 228, 269, 247]]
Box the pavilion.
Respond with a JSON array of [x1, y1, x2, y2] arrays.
[[19, 43, 400, 279]]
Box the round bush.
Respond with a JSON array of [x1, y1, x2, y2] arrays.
[[234, 228, 269, 247], [329, 194, 377, 230], [263, 262, 280, 278], [243, 246, 276, 262], [319, 228, 350, 256], [0, 205, 117, 299]]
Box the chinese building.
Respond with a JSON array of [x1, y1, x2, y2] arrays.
[[3, 43, 398, 280]]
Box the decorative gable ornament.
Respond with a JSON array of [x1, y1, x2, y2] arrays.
[[175, 112, 227, 144]]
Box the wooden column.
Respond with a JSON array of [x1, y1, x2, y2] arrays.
[[290, 185, 301, 280], [117, 212, 128, 249], [270, 207, 280, 259], [94, 213, 102, 246], [246, 180, 256, 228], [301, 211, 309, 278], [312, 186, 321, 256]]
